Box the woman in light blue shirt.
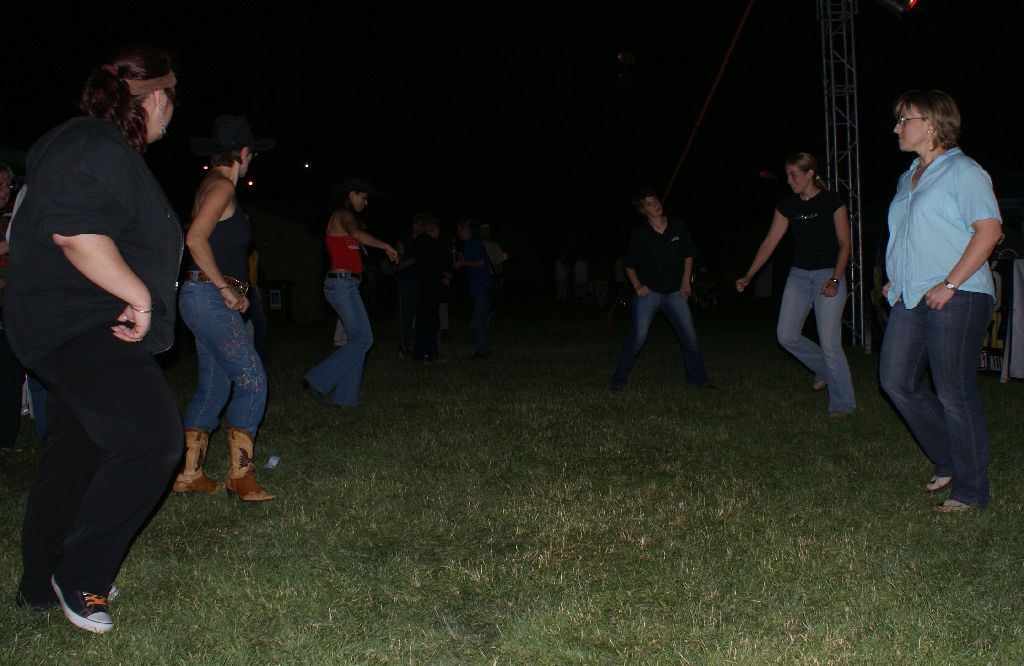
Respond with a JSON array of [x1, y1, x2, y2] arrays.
[[879, 90, 1001, 513]]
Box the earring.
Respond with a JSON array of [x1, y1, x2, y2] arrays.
[[159, 124, 167, 137]]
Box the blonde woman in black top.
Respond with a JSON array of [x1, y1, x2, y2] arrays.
[[736, 153, 855, 415]]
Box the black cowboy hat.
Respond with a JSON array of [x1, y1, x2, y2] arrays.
[[190, 114, 275, 156], [331, 178, 380, 198]]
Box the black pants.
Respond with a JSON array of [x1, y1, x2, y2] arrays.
[[19, 326, 182, 599], [0, 329, 25, 449], [414, 283, 440, 359]]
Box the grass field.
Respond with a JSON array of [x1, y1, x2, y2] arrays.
[[3, 291, 1023, 664]]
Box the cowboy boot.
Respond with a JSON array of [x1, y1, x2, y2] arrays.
[[172, 428, 222, 494], [225, 427, 276, 501]]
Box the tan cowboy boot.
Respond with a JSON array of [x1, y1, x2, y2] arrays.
[[172, 428, 222, 493], [225, 427, 276, 501]]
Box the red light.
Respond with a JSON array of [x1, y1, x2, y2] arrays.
[[875, 0, 919, 14]]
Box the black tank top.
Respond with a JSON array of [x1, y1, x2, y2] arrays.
[[190, 200, 251, 281]]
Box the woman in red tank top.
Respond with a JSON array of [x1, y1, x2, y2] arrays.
[[302, 179, 397, 406]]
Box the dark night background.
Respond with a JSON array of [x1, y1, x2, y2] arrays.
[[3, 1, 1023, 282]]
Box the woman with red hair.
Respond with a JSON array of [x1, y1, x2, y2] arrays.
[[5, 47, 183, 633]]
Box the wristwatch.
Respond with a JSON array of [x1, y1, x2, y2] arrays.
[[944, 280, 957, 291]]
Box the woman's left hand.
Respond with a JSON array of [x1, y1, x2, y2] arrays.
[[820, 280, 839, 297], [226, 291, 250, 314], [112, 304, 151, 343], [924, 282, 955, 310]]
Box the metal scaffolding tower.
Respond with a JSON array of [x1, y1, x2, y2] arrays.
[[818, 0, 868, 350]]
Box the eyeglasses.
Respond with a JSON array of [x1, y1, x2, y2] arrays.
[[896, 116, 928, 126]]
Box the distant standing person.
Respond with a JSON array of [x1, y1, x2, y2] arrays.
[[879, 90, 1001, 513], [611, 189, 712, 391], [303, 179, 397, 405], [7, 49, 182, 633], [573, 257, 590, 304], [175, 115, 276, 502], [735, 152, 855, 416], [0, 162, 26, 453], [413, 216, 446, 361], [454, 218, 494, 358], [554, 254, 570, 303], [478, 223, 506, 281], [395, 215, 423, 358]]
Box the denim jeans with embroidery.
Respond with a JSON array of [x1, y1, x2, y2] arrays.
[[180, 280, 267, 433]]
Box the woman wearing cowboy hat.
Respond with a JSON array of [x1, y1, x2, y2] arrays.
[[173, 114, 275, 501]]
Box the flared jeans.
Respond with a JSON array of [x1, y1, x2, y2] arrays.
[[305, 275, 373, 406]]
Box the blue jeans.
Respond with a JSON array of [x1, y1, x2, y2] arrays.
[[305, 275, 373, 406], [879, 291, 993, 507], [28, 374, 48, 441], [612, 290, 709, 388], [776, 268, 856, 413], [470, 291, 492, 354], [180, 281, 267, 434]]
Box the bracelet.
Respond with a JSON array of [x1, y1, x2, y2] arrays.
[[218, 285, 231, 291], [130, 304, 154, 313], [829, 278, 839, 283]]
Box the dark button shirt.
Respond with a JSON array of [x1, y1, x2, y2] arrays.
[[624, 217, 697, 294], [462, 236, 493, 296]]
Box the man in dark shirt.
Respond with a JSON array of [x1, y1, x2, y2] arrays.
[[611, 190, 712, 390], [395, 215, 423, 358], [412, 216, 445, 361], [454, 218, 494, 358]]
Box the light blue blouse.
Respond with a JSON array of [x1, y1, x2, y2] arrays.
[[886, 147, 1001, 308]]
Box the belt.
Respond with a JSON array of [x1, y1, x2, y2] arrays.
[[327, 271, 361, 279], [187, 271, 249, 296]]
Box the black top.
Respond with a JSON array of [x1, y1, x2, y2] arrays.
[[413, 234, 444, 291], [776, 190, 844, 270], [188, 201, 251, 282], [624, 217, 697, 294], [4, 117, 183, 365], [398, 231, 417, 284]]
